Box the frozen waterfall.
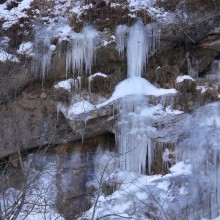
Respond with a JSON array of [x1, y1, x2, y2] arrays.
[[115, 19, 161, 174]]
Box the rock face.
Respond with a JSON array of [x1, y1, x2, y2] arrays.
[[1, 134, 115, 219], [1, 0, 220, 218]]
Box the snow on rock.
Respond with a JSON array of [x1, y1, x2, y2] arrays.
[[17, 41, 33, 55], [0, 50, 19, 62], [196, 85, 209, 93], [0, 0, 33, 29], [67, 100, 95, 117], [54, 78, 75, 92], [88, 72, 108, 81], [140, 104, 183, 118], [127, 0, 175, 23], [56, 76, 178, 121], [176, 75, 195, 83], [169, 161, 192, 175], [99, 76, 176, 106]]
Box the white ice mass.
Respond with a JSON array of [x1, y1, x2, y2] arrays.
[[32, 22, 98, 81], [116, 19, 160, 77], [65, 25, 98, 76]]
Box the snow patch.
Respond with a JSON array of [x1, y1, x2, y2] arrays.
[[169, 161, 192, 175], [67, 100, 95, 117], [89, 72, 108, 81], [0, 0, 33, 29], [17, 41, 33, 55], [196, 85, 209, 93], [99, 76, 176, 106], [176, 75, 195, 83], [54, 78, 75, 92], [0, 50, 19, 62], [81, 161, 192, 220]]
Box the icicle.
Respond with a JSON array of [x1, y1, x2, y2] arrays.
[[71, 32, 85, 75], [77, 76, 82, 94], [32, 42, 53, 84], [32, 26, 56, 85], [65, 45, 72, 79], [146, 22, 161, 56], [65, 25, 98, 77], [83, 25, 98, 74], [115, 25, 129, 57]]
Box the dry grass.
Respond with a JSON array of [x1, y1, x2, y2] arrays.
[[70, 2, 151, 31]]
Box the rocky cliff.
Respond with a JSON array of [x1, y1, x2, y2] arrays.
[[1, 0, 220, 219]]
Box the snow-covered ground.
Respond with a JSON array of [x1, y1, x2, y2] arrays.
[[80, 153, 192, 220]]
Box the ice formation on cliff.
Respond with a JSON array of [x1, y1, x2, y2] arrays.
[[116, 19, 160, 77]]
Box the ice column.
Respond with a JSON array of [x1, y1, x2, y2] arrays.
[[127, 19, 148, 77]]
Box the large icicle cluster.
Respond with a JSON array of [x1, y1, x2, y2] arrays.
[[65, 25, 98, 77], [32, 24, 98, 82], [32, 25, 56, 83], [116, 95, 154, 174], [116, 19, 160, 77]]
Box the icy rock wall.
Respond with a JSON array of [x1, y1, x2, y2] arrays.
[[178, 102, 220, 219], [116, 19, 160, 77]]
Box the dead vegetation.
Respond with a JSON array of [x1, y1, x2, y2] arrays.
[[70, 2, 151, 31]]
